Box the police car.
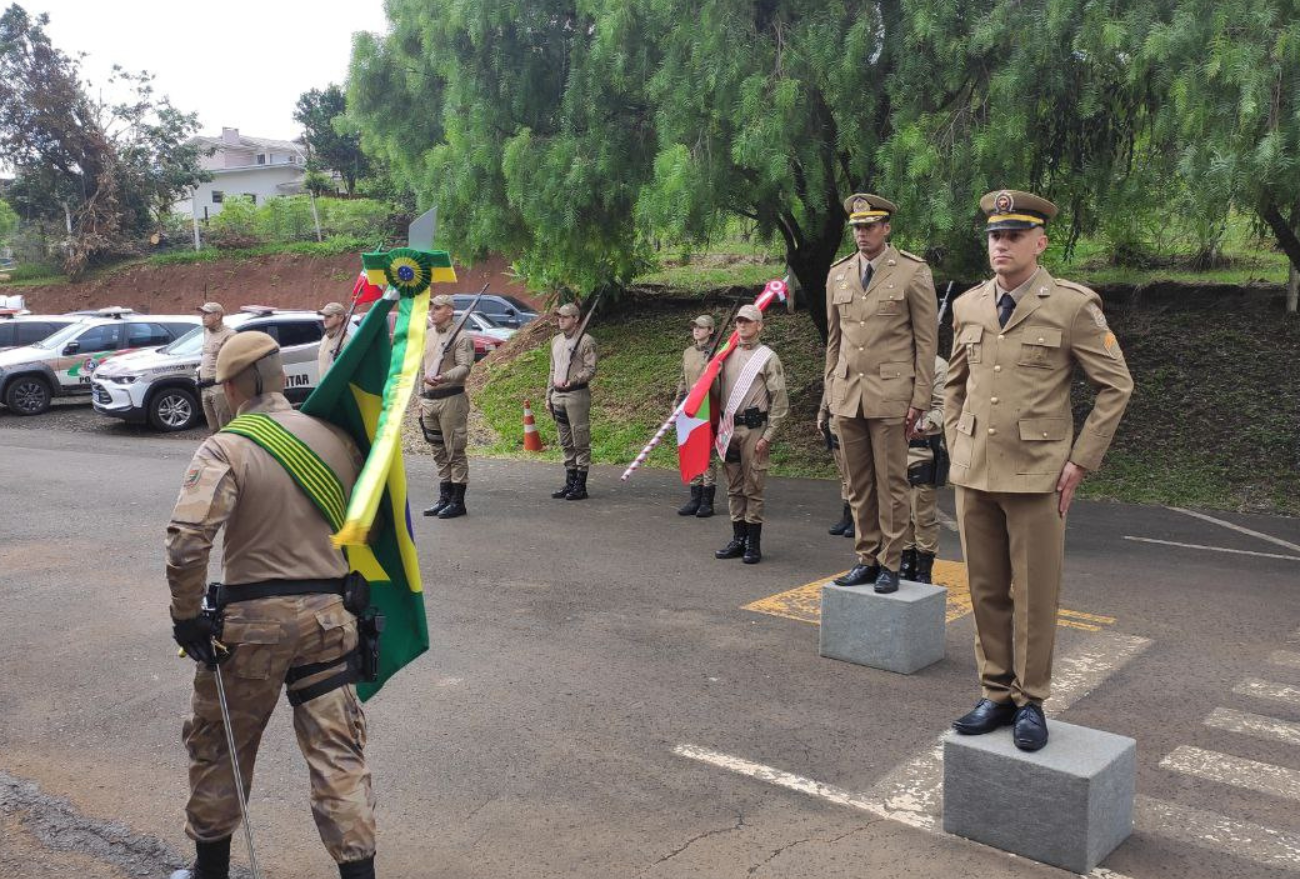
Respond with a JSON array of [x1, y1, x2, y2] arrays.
[[0, 309, 199, 415], [91, 307, 333, 431]]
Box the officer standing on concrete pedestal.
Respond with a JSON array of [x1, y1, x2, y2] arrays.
[[825, 193, 938, 594], [547, 302, 598, 500], [165, 331, 378, 879], [713, 305, 788, 565], [317, 301, 351, 379], [675, 314, 720, 518], [817, 386, 855, 540], [420, 294, 474, 519], [947, 190, 1133, 751], [901, 353, 948, 584], [196, 302, 234, 432]]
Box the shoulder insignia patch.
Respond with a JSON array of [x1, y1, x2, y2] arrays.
[[1103, 331, 1122, 360], [897, 249, 926, 263], [183, 465, 204, 490], [830, 253, 855, 268], [1087, 302, 1109, 331]]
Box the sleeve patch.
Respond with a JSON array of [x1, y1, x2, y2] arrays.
[[1104, 331, 1122, 359], [1087, 303, 1109, 331]]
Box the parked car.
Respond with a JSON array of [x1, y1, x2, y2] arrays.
[[0, 312, 200, 415], [451, 293, 538, 328], [92, 307, 330, 431], [0, 316, 83, 351], [455, 310, 516, 342]]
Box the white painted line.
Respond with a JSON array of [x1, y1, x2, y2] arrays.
[[936, 509, 959, 533], [1169, 506, 1300, 554], [1160, 745, 1300, 802], [1235, 678, 1300, 707], [1137, 795, 1300, 870], [1271, 650, 1300, 670], [1205, 707, 1300, 747], [1122, 536, 1300, 562]]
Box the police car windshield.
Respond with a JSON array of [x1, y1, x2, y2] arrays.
[[162, 326, 205, 356], [32, 322, 88, 350]]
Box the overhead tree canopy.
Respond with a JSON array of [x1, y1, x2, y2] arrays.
[[294, 84, 372, 196]]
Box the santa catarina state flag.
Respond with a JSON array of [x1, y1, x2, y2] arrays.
[[675, 393, 713, 484]]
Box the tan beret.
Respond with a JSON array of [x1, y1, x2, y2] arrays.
[[981, 190, 1058, 230], [735, 304, 763, 322], [430, 294, 454, 309], [692, 314, 715, 330], [843, 193, 897, 226], [318, 302, 346, 317], [215, 331, 280, 383], [556, 303, 580, 318], [196, 302, 225, 315]]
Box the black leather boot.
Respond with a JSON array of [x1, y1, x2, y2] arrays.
[[842, 516, 855, 539], [677, 485, 702, 516], [715, 520, 747, 559], [742, 522, 762, 564], [552, 469, 576, 499], [438, 483, 467, 519], [695, 485, 716, 518], [566, 469, 589, 500], [423, 481, 452, 516], [169, 837, 231, 879], [828, 502, 852, 535], [900, 548, 918, 581], [915, 551, 936, 584], [338, 856, 377, 879]]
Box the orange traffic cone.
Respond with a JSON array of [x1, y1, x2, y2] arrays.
[[522, 399, 545, 451]]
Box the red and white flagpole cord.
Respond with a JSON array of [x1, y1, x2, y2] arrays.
[[621, 401, 685, 481]]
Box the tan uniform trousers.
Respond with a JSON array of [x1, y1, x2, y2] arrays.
[[723, 424, 769, 524], [905, 483, 939, 553], [183, 595, 376, 864], [838, 415, 909, 569], [688, 453, 719, 488], [201, 387, 232, 433], [551, 388, 592, 471], [419, 391, 470, 483], [829, 421, 850, 502], [955, 487, 1066, 707]]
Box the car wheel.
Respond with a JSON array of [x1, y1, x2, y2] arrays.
[[5, 376, 52, 415], [148, 387, 200, 431]]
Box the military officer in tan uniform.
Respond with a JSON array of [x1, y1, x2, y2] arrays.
[[166, 332, 377, 879], [547, 302, 598, 500], [948, 190, 1133, 751], [825, 194, 938, 593], [901, 354, 948, 583], [675, 314, 719, 518], [817, 387, 855, 539], [713, 304, 788, 565], [196, 302, 234, 432], [317, 301, 351, 379], [420, 294, 474, 519]]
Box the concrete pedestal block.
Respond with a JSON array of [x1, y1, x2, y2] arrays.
[[943, 721, 1136, 873], [818, 580, 946, 674]]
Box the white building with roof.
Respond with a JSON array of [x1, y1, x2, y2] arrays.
[[176, 127, 308, 220]]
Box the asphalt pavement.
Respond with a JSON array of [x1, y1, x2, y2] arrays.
[[1, 416, 1298, 879]]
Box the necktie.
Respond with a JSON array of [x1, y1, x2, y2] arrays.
[[997, 293, 1015, 328], [861, 263, 874, 290]]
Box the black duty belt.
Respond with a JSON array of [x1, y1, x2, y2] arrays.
[[735, 408, 768, 429], [421, 385, 465, 400], [553, 382, 588, 392], [217, 577, 346, 605], [909, 438, 932, 449]]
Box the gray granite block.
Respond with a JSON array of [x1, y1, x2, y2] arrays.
[[943, 721, 1136, 873], [818, 580, 946, 674]]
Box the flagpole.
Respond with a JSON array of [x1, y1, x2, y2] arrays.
[[621, 401, 685, 481]]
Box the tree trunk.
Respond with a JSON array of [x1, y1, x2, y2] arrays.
[[785, 210, 846, 343], [1259, 201, 1300, 317], [1289, 264, 1298, 316]]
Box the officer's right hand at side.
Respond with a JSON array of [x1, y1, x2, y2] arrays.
[[172, 614, 222, 668]]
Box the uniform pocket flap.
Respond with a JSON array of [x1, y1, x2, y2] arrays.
[[315, 603, 353, 632], [222, 620, 281, 645], [956, 411, 975, 436], [880, 361, 915, 379], [1023, 327, 1062, 348], [832, 286, 854, 305], [958, 325, 984, 344], [1019, 418, 1069, 441]]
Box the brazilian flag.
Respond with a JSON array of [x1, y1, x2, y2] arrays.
[[301, 246, 456, 700]]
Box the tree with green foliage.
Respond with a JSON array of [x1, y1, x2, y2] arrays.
[[295, 84, 371, 196], [0, 199, 18, 248]]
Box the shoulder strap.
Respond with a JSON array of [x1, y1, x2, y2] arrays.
[[222, 413, 347, 531]]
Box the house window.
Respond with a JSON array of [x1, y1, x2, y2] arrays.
[[212, 190, 224, 204], [257, 154, 266, 165]]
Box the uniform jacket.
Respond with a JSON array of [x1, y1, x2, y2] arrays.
[[165, 393, 362, 618], [824, 245, 938, 419], [675, 343, 711, 403], [199, 325, 235, 381], [719, 341, 789, 442], [944, 268, 1133, 493], [549, 332, 598, 399], [423, 323, 474, 388], [317, 329, 350, 380]]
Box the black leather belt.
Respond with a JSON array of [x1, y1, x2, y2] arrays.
[[421, 385, 465, 400], [909, 438, 931, 449], [553, 382, 588, 392], [217, 578, 345, 605], [736, 408, 768, 428]]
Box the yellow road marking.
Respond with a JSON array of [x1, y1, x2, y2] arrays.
[[743, 560, 1112, 631]]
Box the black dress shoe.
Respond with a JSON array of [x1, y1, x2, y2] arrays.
[[873, 567, 900, 594], [832, 563, 879, 587], [1013, 703, 1049, 751], [952, 698, 1017, 735]]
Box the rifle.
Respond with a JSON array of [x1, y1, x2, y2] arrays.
[[332, 239, 387, 361], [568, 287, 607, 358], [936, 280, 955, 327], [433, 281, 490, 367], [707, 296, 746, 361]]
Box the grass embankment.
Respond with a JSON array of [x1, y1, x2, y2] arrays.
[[464, 292, 1299, 516]]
